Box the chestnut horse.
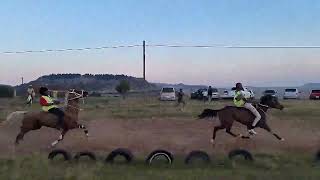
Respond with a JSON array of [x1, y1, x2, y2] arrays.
[[14, 89, 89, 147], [198, 95, 285, 144]]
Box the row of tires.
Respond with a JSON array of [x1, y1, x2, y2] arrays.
[[49, 148, 320, 165], [48, 148, 255, 165]]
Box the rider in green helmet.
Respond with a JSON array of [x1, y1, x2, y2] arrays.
[[234, 83, 261, 135]]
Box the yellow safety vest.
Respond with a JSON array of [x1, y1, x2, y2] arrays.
[[233, 91, 245, 107], [41, 95, 57, 112]]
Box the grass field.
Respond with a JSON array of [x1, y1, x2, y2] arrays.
[[0, 95, 320, 179]]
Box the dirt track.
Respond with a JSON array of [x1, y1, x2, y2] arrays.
[[1, 116, 320, 157]]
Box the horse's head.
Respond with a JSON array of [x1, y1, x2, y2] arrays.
[[67, 89, 88, 102], [260, 95, 284, 110]]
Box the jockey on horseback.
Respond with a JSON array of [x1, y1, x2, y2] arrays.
[[234, 83, 261, 135], [39, 87, 64, 130]]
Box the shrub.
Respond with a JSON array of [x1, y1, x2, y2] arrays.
[[115, 80, 130, 99]]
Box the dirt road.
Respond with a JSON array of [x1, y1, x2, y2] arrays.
[[1, 116, 319, 157]]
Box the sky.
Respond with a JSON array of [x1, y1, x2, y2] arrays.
[[0, 0, 320, 87]]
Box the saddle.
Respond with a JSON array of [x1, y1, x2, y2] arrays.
[[226, 105, 264, 115]]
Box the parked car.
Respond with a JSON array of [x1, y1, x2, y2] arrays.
[[190, 88, 206, 100], [283, 88, 300, 99], [221, 87, 254, 99], [309, 90, 320, 100], [160, 87, 176, 101], [263, 89, 277, 97], [202, 88, 220, 100]]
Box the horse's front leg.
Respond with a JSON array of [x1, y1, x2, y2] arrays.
[[51, 129, 68, 147], [261, 123, 284, 141], [78, 124, 89, 137]]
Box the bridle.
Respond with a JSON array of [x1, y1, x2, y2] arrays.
[[67, 89, 84, 101], [65, 89, 85, 111]]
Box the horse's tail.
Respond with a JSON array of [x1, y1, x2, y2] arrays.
[[198, 109, 219, 119], [0, 111, 27, 127]]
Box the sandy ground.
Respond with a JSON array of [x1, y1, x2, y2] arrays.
[[0, 115, 320, 158]]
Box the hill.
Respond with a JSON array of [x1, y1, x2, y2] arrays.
[[15, 73, 156, 95]]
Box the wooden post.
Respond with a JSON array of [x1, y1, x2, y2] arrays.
[[143, 40, 146, 81]]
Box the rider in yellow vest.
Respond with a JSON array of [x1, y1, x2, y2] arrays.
[[39, 87, 64, 130], [233, 83, 261, 135]]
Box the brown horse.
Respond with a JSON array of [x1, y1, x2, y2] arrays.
[[198, 95, 285, 144], [13, 89, 89, 147]]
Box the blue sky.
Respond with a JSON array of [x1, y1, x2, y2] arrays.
[[0, 0, 320, 86]]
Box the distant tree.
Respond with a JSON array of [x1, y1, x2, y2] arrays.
[[115, 80, 130, 99]]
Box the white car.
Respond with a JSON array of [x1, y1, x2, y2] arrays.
[[202, 88, 220, 100], [283, 88, 300, 99], [160, 87, 176, 101], [221, 87, 254, 99]]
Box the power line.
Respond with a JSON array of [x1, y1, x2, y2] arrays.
[[2, 44, 320, 54], [148, 44, 320, 48], [1, 45, 141, 54]]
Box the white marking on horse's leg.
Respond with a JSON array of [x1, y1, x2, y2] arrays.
[[51, 140, 59, 147], [51, 134, 63, 147], [79, 124, 89, 137]]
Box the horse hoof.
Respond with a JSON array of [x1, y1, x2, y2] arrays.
[[280, 138, 285, 141]]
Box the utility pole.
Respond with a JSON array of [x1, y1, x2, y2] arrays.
[[21, 77, 24, 85], [143, 40, 146, 81]]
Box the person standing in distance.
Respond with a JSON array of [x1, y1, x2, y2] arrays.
[[207, 86, 213, 103]]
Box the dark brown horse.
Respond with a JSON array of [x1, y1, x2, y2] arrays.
[[198, 95, 284, 144], [13, 89, 89, 147]]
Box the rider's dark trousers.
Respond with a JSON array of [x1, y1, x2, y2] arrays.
[[48, 108, 64, 129]]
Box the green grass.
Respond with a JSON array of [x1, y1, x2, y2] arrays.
[[0, 153, 319, 180], [1, 96, 320, 123]]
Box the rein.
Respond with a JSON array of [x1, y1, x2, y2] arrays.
[[64, 90, 85, 111], [257, 103, 269, 113]]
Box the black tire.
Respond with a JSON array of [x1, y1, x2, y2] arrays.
[[228, 149, 254, 161], [74, 151, 96, 161], [105, 148, 133, 164], [48, 149, 71, 161], [184, 150, 211, 165], [146, 149, 174, 165]]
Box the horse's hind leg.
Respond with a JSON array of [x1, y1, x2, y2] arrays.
[[226, 126, 244, 138], [15, 128, 29, 145], [261, 123, 284, 141], [211, 125, 225, 144], [51, 129, 68, 147]]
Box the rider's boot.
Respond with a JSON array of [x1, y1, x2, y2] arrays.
[[248, 124, 257, 135], [248, 129, 257, 135]]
